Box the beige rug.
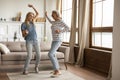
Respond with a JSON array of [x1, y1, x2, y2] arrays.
[[7, 70, 85, 80]]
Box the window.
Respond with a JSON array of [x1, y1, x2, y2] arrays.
[[90, 0, 114, 50], [62, 0, 72, 42]]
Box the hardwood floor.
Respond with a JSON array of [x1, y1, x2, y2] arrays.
[[0, 73, 9, 80], [0, 63, 107, 80], [67, 64, 107, 80]]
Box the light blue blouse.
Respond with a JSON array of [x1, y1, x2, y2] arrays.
[[21, 22, 37, 41]]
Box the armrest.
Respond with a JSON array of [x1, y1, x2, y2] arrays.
[[58, 46, 70, 62], [0, 52, 1, 64]]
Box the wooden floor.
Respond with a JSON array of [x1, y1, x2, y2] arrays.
[[0, 63, 107, 80], [67, 64, 107, 80], [0, 73, 9, 80]]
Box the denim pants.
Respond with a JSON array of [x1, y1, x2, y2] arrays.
[[48, 41, 62, 70], [24, 40, 40, 71]]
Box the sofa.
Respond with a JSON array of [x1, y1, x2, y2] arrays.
[[0, 41, 70, 69]]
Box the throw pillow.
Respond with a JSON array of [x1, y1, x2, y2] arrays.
[[0, 43, 10, 54]]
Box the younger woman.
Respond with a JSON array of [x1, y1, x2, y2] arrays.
[[21, 4, 40, 75]]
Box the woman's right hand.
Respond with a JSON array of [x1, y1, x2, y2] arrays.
[[55, 29, 60, 34], [22, 30, 29, 37], [25, 30, 29, 34], [28, 4, 33, 8]]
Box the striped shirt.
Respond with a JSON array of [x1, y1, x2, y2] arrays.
[[46, 16, 69, 41]]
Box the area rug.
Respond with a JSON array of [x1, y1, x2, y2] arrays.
[[7, 70, 85, 80]]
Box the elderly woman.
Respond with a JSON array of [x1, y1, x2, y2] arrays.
[[45, 10, 69, 77]]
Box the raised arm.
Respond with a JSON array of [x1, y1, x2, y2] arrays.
[[28, 4, 39, 19], [45, 11, 52, 23]]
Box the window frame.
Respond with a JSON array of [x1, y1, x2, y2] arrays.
[[61, 0, 72, 44], [89, 0, 113, 51]]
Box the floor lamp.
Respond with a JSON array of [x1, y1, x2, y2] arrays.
[[43, 0, 47, 42]]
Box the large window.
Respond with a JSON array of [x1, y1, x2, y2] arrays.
[[62, 0, 72, 42], [90, 0, 114, 50]]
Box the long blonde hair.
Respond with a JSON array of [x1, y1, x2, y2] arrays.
[[24, 12, 34, 26]]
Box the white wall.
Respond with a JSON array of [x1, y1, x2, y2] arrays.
[[0, 0, 57, 42], [112, 0, 120, 80], [0, 0, 44, 21]]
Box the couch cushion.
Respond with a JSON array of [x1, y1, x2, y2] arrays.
[[40, 42, 51, 51], [0, 43, 10, 54], [21, 42, 27, 51], [39, 52, 64, 60], [0, 42, 27, 52], [7, 42, 22, 52], [1, 52, 35, 61]]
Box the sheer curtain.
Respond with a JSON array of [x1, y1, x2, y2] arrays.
[[56, 0, 62, 14], [76, 0, 90, 66], [69, 0, 77, 64], [69, 0, 90, 64]]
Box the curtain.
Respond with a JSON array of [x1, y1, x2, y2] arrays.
[[68, 0, 77, 64], [69, 0, 90, 64], [107, 61, 112, 80], [56, 0, 62, 14], [76, 0, 90, 66]]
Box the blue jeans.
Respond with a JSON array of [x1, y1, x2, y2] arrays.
[[48, 41, 62, 70], [24, 40, 40, 71]]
